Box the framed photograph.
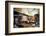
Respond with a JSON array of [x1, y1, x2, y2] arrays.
[[5, 1, 45, 35]]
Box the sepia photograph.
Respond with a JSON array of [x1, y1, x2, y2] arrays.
[[5, 1, 45, 35], [13, 8, 40, 28]]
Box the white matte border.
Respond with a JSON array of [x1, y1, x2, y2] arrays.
[[8, 2, 43, 33]]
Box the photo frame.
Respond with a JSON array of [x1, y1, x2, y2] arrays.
[[5, 1, 45, 35]]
